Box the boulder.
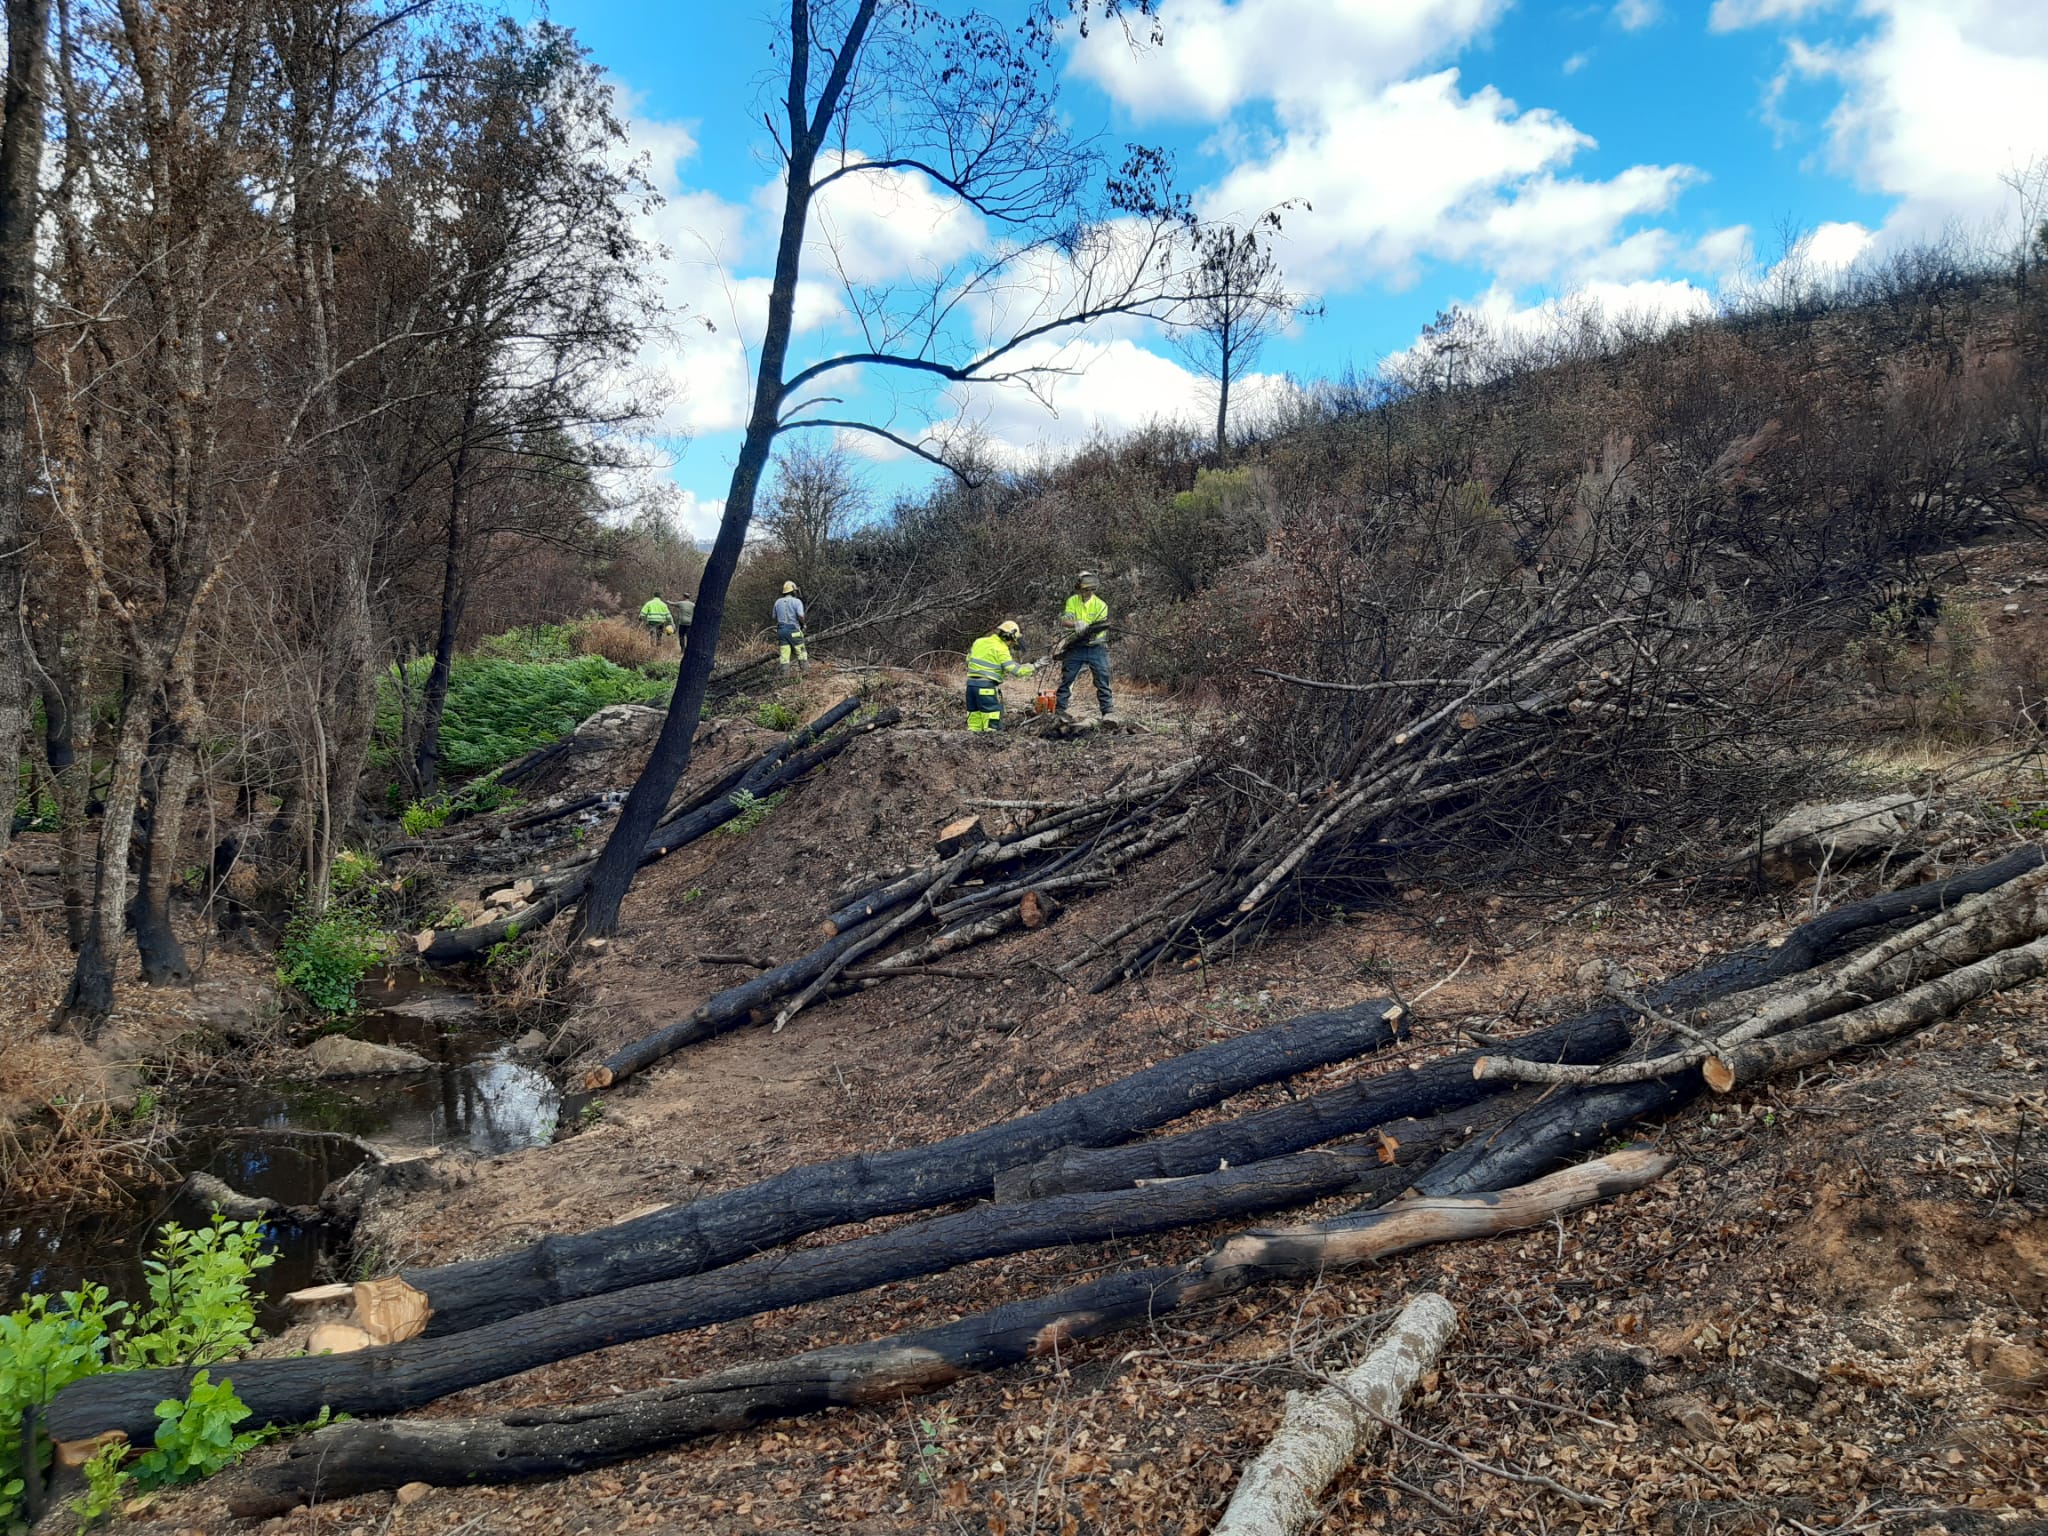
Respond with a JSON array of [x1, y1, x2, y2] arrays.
[[574, 703, 666, 752], [305, 1034, 434, 1078], [1760, 794, 1926, 880]]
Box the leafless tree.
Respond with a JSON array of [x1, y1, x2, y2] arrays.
[[581, 0, 1188, 936], [1172, 211, 1316, 455], [763, 438, 868, 596]]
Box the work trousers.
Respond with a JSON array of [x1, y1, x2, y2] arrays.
[[1057, 644, 1112, 716]]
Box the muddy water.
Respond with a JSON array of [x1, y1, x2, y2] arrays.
[[0, 970, 561, 1327]]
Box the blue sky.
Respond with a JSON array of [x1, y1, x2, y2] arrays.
[[534, 0, 2048, 537]]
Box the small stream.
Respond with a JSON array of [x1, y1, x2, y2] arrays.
[[0, 970, 562, 1328]]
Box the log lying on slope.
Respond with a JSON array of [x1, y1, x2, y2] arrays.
[[1212, 1291, 1459, 1536], [994, 1011, 1629, 1202], [409, 1000, 1406, 1338], [1418, 844, 2048, 1196], [229, 1149, 1671, 1512], [48, 1104, 1485, 1443]]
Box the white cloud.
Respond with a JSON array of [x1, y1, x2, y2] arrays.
[[1562, 50, 1592, 74], [1718, 0, 2048, 240], [1200, 70, 1694, 290], [1382, 277, 1716, 383], [1070, 0, 1509, 120], [1690, 223, 1754, 277], [674, 490, 727, 543], [1708, 0, 1838, 30], [788, 154, 988, 288], [1613, 0, 1660, 30]]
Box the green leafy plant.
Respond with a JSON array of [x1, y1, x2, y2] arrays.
[[2, 1220, 274, 1529], [377, 655, 667, 775], [277, 909, 390, 1016], [400, 799, 450, 838], [753, 699, 801, 732], [328, 848, 380, 898], [719, 788, 783, 837]]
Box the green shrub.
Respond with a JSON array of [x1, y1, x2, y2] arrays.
[[2, 1218, 274, 1528], [328, 848, 380, 899], [13, 761, 59, 833], [470, 622, 577, 663], [277, 909, 389, 1015], [378, 655, 668, 776], [400, 800, 449, 838], [719, 788, 784, 837], [753, 699, 801, 732]]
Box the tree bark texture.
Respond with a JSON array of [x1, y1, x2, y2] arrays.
[[1211, 1291, 1458, 1536], [225, 1150, 1670, 1512], [387, 1000, 1406, 1338], [50, 1123, 1451, 1442], [0, 0, 49, 862], [992, 1013, 1628, 1203]]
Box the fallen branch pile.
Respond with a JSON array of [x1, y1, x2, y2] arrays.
[[1089, 513, 1817, 988], [412, 698, 893, 965], [227, 1151, 1670, 1513], [586, 758, 1205, 1085]]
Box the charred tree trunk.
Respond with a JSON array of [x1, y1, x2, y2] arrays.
[[396, 999, 1404, 1336], [53, 1107, 1483, 1443], [994, 1012, 1628, 1202], [226, 1150, 1671, 1511], [58, 677, 154, 1031], [409, 420, 475, 798], [132, 675, 201, 984]]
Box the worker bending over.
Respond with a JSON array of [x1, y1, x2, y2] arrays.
[[1056, 569, 1113, 720], [966, 620, 1034, 732], [774, 581, 808, 673]]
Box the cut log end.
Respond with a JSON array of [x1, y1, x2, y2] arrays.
[[354, 1276, 433, 1345], [936, 815, 986, 857], [307, 1323, 374, 1355], [55, 1431, 127, 1470], [584, 1066, 615, 1091], [1701, 1056, 1736, 1093]]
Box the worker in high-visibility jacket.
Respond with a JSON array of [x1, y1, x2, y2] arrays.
[[773, 581, 808, 673], [640, 594, 675, 646], [1055, 569, 1113, 720], [966, 620, 1034, 732]]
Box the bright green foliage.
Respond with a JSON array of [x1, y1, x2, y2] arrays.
[[719, 788, 784, 837], [470, 623, 577, 663], [753, 699, 801, 731], [72, 1440, 130, 1526], [378, 655, 667, 775], [277, 909, 390, 1015], [2, 1219, 274, 1530], [400, 799, 450, 838], [328, 848, 380, 898], [119, 1220, 274, 1368], [134, 1371, 262, 1484]]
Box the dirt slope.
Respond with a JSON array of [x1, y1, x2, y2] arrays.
[[89, 665, 2048, 1536]]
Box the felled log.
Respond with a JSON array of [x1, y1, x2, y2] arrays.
[[50, 1114, 1463, 1443], [1212, 1291, 1458, 1536], [228, 1149, 1670, 1512], [1421, 847, 2048, 1195], [993, 1012, 1628, 1202], [418, 999, 1406, 1336], [1704, 928, 2048, 1091]]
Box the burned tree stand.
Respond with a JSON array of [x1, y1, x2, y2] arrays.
[[412, 699, 887, 966], [228, 1150, 1673, 1513], [48, 1102, 1490, 1444], [392, 1002, 1403, 1335]]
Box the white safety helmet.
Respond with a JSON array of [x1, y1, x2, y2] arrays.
[[996, 619, 1022, 642], [781, 580, 799, 595]]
